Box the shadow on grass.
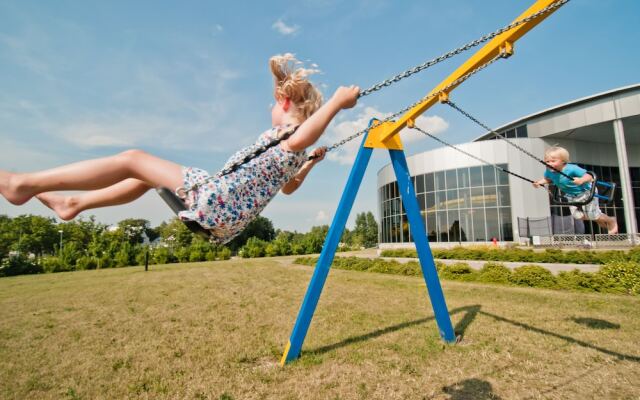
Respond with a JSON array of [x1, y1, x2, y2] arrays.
[[307, 305, 479, 356], [305, 304, 640, 363], [442, 378, 503, 400], [570, 317, 620, 330]]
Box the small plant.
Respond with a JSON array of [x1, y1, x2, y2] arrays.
[[510, 265, 556, 288], [437, 262, 477, 281], [596, 260, 640, 295], [478, 262, 512, 284]]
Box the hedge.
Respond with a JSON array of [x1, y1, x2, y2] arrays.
[[293, 256, 640, 296], [380, 246, 637, 265]]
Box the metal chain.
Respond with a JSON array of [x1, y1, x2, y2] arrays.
[[177, 126, 299, 197], [178, 0, 571, 197], [444, 99, 575, 181], [358, 0, 569, 98], [409, 124, 537, 184], [327, 55, 502, 153]]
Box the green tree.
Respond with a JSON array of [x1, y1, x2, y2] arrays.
[[158, 218, 194, 248], [0, 215, 13, 261], [118, 218, 152, 245], [228, 216, 275, 251], [10, 215, 58, 257], [353, 212, 379, 248], [302, 225, 329, 254]]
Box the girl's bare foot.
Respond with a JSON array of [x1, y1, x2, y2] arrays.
[[0, 170, 32, 205], [36, 192, 80, 221]]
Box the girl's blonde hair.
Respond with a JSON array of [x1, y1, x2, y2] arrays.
[[544, 146, 570, 163], [269, 53, 323, 122]]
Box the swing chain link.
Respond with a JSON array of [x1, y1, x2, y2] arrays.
[[409, 124, 536, 184], [179, 0, 570, 196], [358, 0, 569, 98], [444, 99, 575, 181], [327, 55, 502, 153]]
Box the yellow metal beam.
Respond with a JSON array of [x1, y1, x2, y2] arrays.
[[370, 0, 564, 145]]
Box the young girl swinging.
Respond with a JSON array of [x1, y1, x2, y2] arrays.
[[0, 54, 360, 244]]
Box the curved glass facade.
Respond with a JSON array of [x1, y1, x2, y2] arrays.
[[379, 164, 513, 243]]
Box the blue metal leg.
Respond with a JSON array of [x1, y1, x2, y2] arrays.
[[281, 132, 374, 365], [389, 149, 456, 342]]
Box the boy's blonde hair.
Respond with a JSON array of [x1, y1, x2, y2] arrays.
[[544, 146, 570, 163], [270, 53, 323, 122]]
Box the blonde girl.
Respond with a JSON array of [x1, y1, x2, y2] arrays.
[[0, 54, 360, 243]]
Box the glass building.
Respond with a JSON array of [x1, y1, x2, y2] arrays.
[[377, 84, 640, 247]]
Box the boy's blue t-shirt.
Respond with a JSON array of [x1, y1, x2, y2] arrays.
[[544, 163, 591, 196]]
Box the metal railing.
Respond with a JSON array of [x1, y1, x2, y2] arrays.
[[533, 234, 639, 248]]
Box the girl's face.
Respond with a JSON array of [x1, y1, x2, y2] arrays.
[[544, 154, 565, 171]]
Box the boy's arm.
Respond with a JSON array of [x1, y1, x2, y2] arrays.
[[532, 177, 551, 188], [573, 173, 593, 186], [281, 147, 326, 195], [285, 86, 359, 152]]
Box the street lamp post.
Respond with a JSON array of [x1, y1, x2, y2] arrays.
[[58, 230, 63, 254]]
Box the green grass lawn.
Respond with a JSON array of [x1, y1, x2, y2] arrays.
[[1, 257, 639, 399]]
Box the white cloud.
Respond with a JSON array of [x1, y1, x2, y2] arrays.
[[272, 19, 300, 36], [315, 210, 328, 222], [324, 106, 449, 165]]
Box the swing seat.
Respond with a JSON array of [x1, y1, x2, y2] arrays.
[[594, 181, 616, 205], [549, 172, 616, 207], [156, 187, 213, 239]]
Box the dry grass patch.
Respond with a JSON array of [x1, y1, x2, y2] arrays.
[[0, 257, 639, 399]]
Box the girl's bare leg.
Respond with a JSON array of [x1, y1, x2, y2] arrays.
[[36, 179, 152, 221], [0, 149, 183, 205]]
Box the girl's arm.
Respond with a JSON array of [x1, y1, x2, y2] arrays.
[[284, 86, 359, 152], [281, 147, 326, 195]]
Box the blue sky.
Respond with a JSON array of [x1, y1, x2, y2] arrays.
[[1, 0, 639, 232]]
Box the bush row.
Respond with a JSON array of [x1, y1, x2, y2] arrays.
[[380, 246, 640, 265], [293, 256, 640, 296], [0, 241, 232, 277]]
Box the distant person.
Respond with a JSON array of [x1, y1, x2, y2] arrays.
[[533, 146, 617, 234], [0, 54, 360, 244]]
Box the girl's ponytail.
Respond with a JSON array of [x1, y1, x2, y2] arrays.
[[269, 53, 323, 121]]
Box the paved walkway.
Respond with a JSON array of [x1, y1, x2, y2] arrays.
[[336, 249, 601, 275]]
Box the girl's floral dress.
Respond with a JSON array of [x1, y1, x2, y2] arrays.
[[178, 125, 307, 244]]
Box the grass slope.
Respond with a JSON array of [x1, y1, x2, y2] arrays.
[[1, 257, 639, 399]]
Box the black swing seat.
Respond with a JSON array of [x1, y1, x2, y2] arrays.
[[156, 187, 213, 239], [549, 172, 616, 207]]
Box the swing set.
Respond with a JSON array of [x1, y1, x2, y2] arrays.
[[156, 0, 617, 364]]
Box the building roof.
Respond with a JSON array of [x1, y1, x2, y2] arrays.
[[473, 83, 640, 142]]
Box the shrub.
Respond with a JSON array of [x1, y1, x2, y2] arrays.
[[596, 260, 640, 295], [438, 262, 477, 281], [510, 265, 556, 288], [174, 246, 191, 263], [41, 256, 69, 273], [0, 254, 43, 277], [76, 256, 98, 270], [114, 247, 132, 267], [478, 262, 512, 284], [99, 254, 114, 269], [556, 269, 608, 292], [217, 247, 232, 260], [152, 247, 174, 265], [240, 237, 268, 258]]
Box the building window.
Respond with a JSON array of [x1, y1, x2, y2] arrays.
[[379, 164, 512, 244]]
